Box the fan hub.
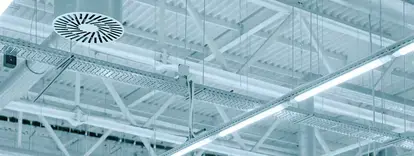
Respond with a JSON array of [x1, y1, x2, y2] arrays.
[[79, 24, 99, 32]]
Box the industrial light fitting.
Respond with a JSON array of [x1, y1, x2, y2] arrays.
[[0, 0, 13, 15], [171, 137, 214, 156], [161, 35, 414, 156], [294, 55, 392, 102]]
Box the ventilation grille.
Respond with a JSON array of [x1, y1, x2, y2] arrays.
[[53, 12, 124, 43]]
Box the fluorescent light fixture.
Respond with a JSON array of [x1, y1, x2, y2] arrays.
[[393, 42, 414, 57], [218, 104, 286, 137], [294, 56, 392, 102], [171, 137, 214, 156], [0, 0, 13, 15]]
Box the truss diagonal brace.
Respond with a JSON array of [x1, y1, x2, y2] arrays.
[[84, 130, 113, 156], [102, 79, 157, 156], [183, 0, 228, 70]]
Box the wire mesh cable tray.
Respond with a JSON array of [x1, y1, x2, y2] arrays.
[[0, 36, 265, 110], [275, 107, 400, 143]]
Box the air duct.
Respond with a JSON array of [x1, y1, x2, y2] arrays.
[[53, 0, 124, 43]]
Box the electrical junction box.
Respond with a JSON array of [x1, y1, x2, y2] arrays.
[[178, 64, 190, 77], [3, 54, 16, 68]]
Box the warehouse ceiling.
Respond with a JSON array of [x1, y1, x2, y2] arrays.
[[0, 0, 414, 156]]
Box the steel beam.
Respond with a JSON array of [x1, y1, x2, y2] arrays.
[[143, 96, 177, 127], [237, 13, 293, 74], [103, 79, 137, 125], [329, 0, 414, 30], [38, 115, 71, 156], [2, 10, 414, 156], [63, 127, 97, 147], [205, 12, 287, 61], [397, 150, 414, 156], [131, 0, 239, 31], [321, 140, 372, 156], [157, 0, 166, 48], [250, 0, 395, 46], [2, 14, 414, 134], [160, 35, 414, 156], [0, 62, 50, 110], [130, 0, 345, 62], [252, 119, 282, 152], [299, 97, 315, 156], [315, 129, 331, 153], [84, 130, 113, 156], [102, 79, 157, 156], [0, 144, 71, 156], [13, 0, 348, 65], [3, 15, 414, 134], [17, 111, 23, 148], [360, 144, 394, 156], [300, 16, 334, 73], [27, 91, 297, 155], [184, 0, 228, 70], [5, 101, 275, 156], [214, 105, 248, 150], [374, 59, 398, 89], [128, 91, 159, 108], [141, 139, 157, 156]]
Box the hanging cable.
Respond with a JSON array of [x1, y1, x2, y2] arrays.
[[246, 0, 250, 94], [368, 0, 375, 154], [202, 0, 206, 85], [300, 4, 304, 74], [291, 6, 295, 81], [309, 1, 313, 75], [184, 0, 188, 65], [403, 0, 407, 133], [238, 0, 243, 88]]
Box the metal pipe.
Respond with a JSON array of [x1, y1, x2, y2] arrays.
[[188, 80, 195, 139], [299, 97, 315, 156], [33, 56, 74, 102]]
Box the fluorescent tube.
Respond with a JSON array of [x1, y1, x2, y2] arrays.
[[0, 0, 13, 15], [393, 42, 414, 57], [218, 104, 286, 137], [171, 137, 214, 156], [294, 56, 392, 102]]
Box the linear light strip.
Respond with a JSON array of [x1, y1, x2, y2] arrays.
[[0, 0, 13, 15], [161, 35, 414, 156], [294, 55, 392, 102]]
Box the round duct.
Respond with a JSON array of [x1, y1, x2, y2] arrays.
[[52, 0, 124, 44]]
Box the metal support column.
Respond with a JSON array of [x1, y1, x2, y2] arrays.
[[17, 111, 23, 148], [299, 97, 315, 156], [188, 80, 195, 139]]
